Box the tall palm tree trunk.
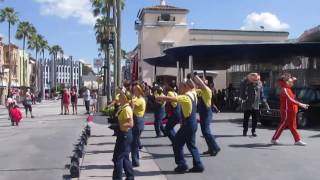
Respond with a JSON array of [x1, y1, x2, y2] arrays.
[[42, 51, 45, 100], [22, 36, 25, 87], [116, 0, 122, 86], [112, 0, 118, 97], [7, 22, 11, 95]]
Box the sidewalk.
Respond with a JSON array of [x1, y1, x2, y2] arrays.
[[78, 115, 167, 180]]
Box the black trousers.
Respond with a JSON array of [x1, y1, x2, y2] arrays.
[[243, 110, 260, 133], [85, 100, 90, 113]]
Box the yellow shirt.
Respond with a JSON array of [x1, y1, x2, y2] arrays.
[[154, 91, 166, 106], [177, 91, 196, 119], [167, 91, 178, 108], [117, 104, 133, 132], [132, 96, 146, 118], [197, 87, 212, 108]]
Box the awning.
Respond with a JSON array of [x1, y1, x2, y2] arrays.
[[144, 42, 320, 70]]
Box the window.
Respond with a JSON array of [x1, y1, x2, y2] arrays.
[[159, 42, 174, 55], [56, 67, 58, 72]]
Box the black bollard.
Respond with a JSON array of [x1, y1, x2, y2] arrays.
[[70, 160, 80, 178], [80, 134, 88, 145], [70, 153, 80, 165], [85, 125, 91, 137], [74, 144, 84, 157]]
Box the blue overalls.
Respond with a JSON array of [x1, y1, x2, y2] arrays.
[[173, 94, 203, 170], [131, 115, 145, 166], [165, 103, 181, 144], [154, 102, 165, 137], [198, 94, 221, 153], [112, 107, 134, 180]]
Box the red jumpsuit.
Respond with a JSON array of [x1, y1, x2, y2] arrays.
[[272, 80, 301, 142]]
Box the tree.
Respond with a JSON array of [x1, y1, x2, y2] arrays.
[[16, 21, 36, 86], [28, 34, 42, 92], [91, 0, 125, 100], [39, 36, 48, 100], [0, 7, 19, 94], [49, 45, 63, 91], [83, 64, 93, 75]]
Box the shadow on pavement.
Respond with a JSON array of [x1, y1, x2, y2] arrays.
[[143, 144, 172, 148], [135, 170, 177, 176], [229, 143, 276, 150], [0, 167, 64, 172], [86, 150, 114, 155], [215, 134, 244, 138], [90, 134, 110, 138], [82, 164, 113, 170], [89, 142, 115, 146], [309, 134, 320, 138]]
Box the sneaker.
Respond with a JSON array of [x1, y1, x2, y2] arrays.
[[271, 139, 280, 145], [31, 116, 35, 118], [174, 165, 188, 173], [203, 149, 221, 156], [295, 140, 307, 146], [189, 166, 204, 173]]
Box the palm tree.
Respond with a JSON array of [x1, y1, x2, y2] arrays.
[[39, 36, 48, 100], [16, 21, 36, 86], [0, 7, 19, 94], [28, 33, 42, 92], [116, 0, 125, 87], [91, 0, 124, 99], [49, 45, 63, 92]]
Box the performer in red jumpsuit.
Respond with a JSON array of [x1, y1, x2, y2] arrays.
[[271, 73, 309, 146]]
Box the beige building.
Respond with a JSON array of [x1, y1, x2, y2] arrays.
[[18, 49, 30, 87], [134, 0, 289, 89]]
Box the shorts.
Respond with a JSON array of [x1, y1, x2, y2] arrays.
[[91, 99, 97, 105], [24, 104, 32, 112]]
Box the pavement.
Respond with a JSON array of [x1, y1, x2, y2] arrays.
[[0, 100, 88, 180], [78, 114, 166, 180], [81, 112, 320, 180], [1, 101, 320, 180]]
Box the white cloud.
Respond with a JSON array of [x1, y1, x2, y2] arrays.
[[34, 0, 96, 26], [241, 12, 289, 31]]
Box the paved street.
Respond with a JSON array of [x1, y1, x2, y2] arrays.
[[141, 113, 320, 180], [0, 100, 88, 180], [1, 102, 320, 180]]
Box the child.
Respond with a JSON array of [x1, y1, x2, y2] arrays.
[[9, 102, 23, 126]]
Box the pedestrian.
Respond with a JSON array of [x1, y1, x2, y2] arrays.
[[240, 73, 269, 137], [60, 85, 65, 115], [83, 87, 91, 114], [192, 73, 221, 156], [71, 87, 78, 115], [63, 88, 70, 115], [271, 73, 309, 146], [24, 89, 35, 118], [131, 83, 146, 167], [156, 79, 204, 173], [164, 83, 181, 144], [153, 85, 166, 137], [9, 101, 23, 126], [91, 90, 97, 113], [112, 87, 134, 180]]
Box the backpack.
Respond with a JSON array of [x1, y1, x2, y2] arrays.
[[10, 107, 23, 122]]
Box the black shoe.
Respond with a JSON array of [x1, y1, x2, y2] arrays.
[[189, 166, 204, 173], [243, 131, 247, 136], [252, 132, 257, 137], [203, 149, 221, 156], [139, 145, 144, 150], [132, 162, 140, 167], [174, 165, 188, 173]]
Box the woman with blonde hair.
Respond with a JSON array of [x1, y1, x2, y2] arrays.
[[131, 82, 146, 167], [112, 87, 134, 179]]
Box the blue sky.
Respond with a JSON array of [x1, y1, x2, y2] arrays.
[[1, 0, 319, 64]]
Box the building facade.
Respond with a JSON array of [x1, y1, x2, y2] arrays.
[[133, 0, 289, 89], [42, 57, 83, 92]]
